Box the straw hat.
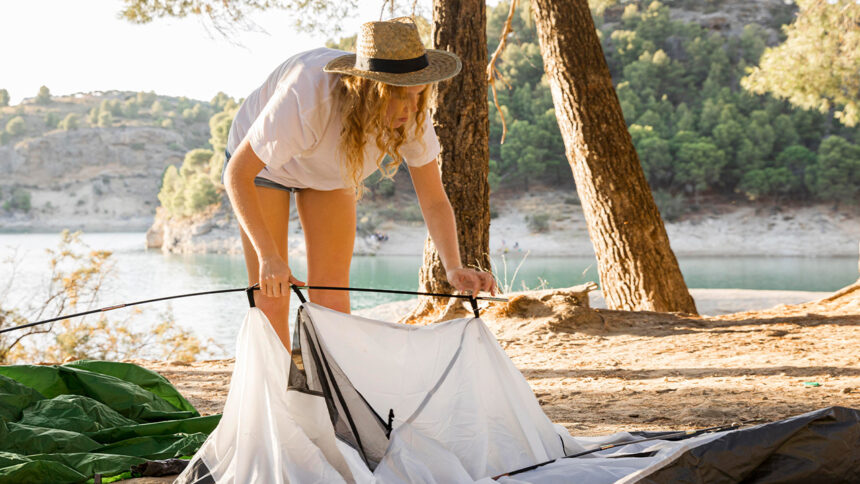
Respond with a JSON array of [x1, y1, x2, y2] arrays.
[[324, 17, 462, 86]]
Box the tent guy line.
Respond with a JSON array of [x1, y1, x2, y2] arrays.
[[0, 284, 508, 335]]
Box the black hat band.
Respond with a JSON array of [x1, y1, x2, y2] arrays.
[[355, 53, 429, 74]]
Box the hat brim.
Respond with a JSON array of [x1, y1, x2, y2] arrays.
[[323, 49, 462, 86]]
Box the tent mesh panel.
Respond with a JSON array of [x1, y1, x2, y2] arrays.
[[289, 306, 392, 470]]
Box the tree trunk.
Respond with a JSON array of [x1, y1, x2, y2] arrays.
[[408, 0, 490, 322], [530, 0, 697, 314]]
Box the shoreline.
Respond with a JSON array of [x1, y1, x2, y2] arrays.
[[354, 287, 841, 320], [3, 195, 859, 259]]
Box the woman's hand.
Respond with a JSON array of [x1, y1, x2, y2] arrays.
[[446, 267, 497, 296], [259, 254, 305, 297]]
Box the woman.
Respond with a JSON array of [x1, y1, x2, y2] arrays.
[[223, 18, 496, 350]]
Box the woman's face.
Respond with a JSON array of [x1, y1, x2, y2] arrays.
[[387, 85, 427, 129]]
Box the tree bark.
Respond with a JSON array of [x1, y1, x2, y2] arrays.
[[530, 0, 697, 314], [409, 0, 490, 321]]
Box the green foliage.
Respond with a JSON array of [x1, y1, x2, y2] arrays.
[[44, 112, 60, 129], [100, 99, 122, 117], [3, 187, 31, 212], [674, 141, 726, 195], [480, 0, 858, 204], [118, 0, 359, 37], [652, 190, 688, 221], [150, 100, 164, 117], [377, 178, 396, 198], [59, 113, 79, 131], [0, 89, 9, 107], [182, 103, 210, 122], [35, 85, 51, 105], [97, 110, 113, 128], [526, 213, 550, 233], [741, 0, 860, 127], [185, 173, 219, 213], [136, 91, 156, 108], [5, 116, 25, 136], [326, 34, 356, 52], [180, 149, 214, 178], [123, 98, 140, 117], [158, 148, 221, 217], [210, 92, 234, 111], [805, 135, 860, 203]]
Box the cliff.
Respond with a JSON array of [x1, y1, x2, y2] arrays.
[[0, 126, 185, 231]]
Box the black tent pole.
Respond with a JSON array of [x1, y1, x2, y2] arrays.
[[1, 284, 507, 335]]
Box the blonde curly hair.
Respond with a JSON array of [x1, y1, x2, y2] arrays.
[[336, 74, 431, 198]]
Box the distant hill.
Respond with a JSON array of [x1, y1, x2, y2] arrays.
[[0, 91, 218, 231]]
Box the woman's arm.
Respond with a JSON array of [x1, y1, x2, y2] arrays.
[[408, 160, 497, 295], [224, 139, 302, 297]]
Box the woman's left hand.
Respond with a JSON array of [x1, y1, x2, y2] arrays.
[[446, 268, 498, 296]]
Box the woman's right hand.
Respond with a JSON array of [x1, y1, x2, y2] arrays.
[[259, 254, 305, 297]]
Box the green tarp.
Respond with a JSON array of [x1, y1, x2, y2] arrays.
[[0, 361, 220, 483]]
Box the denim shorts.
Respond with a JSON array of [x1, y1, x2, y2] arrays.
[[222, 150, 302, 193]]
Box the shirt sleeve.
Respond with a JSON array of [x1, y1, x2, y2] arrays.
[[245, 84, 327, 170], [399, 110, 441, 167]]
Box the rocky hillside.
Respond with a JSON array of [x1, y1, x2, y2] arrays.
[[0, 91, 217, 231], [0, 126, 186, 231]]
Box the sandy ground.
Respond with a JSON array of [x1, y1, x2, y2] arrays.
[[130, 280, 859, 454]]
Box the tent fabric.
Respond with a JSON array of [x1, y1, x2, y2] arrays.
[[178, 304, 860, 483], [0, 361, 219, 483], [637, 405, 860, 483]]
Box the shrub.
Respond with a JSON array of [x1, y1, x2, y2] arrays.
[[376, 178, 396, 198], [158, 165, 185, 215], [59, 113, 79, 131], [652, 190, 687, 221], [3, 187, 31, 212], [123, 98, 140, 117], [44, 112, 59, 129], [805, 136, 860, 203], [180, 149, 214, 178], [136, 91, 156, 108], [526, 212, 550, 233], [5, 116, 25, 136], [184, 173, 219, 213], [158, 149, 221, 217], [0, 89, 9, 107], [35, 85, 51, 105], [150, 100, 164, 116], [97, 110, 113, 127]]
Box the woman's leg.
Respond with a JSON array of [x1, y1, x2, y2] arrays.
[[295, 188, 356, 313], [239, 185, 293, 350]]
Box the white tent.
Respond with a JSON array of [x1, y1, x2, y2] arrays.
[[175, 302, 859, 483]]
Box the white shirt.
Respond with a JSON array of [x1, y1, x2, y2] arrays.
[[227, 48, 440, 190]]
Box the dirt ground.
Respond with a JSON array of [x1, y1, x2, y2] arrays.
[[136, 280, 860, 436]]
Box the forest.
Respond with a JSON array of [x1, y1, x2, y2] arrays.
[[481, 1, 859, 210]]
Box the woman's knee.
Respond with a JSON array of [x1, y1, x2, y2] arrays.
[[254, 293, 291, 318]]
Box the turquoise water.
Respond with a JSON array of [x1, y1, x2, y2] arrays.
[[1, 232, 856, 356]]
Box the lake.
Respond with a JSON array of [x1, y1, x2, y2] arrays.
[[1, 232, 856, 358]]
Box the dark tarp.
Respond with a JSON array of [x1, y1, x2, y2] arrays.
[[0, 361, 220, 483], [639, 406, 860, 483]]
